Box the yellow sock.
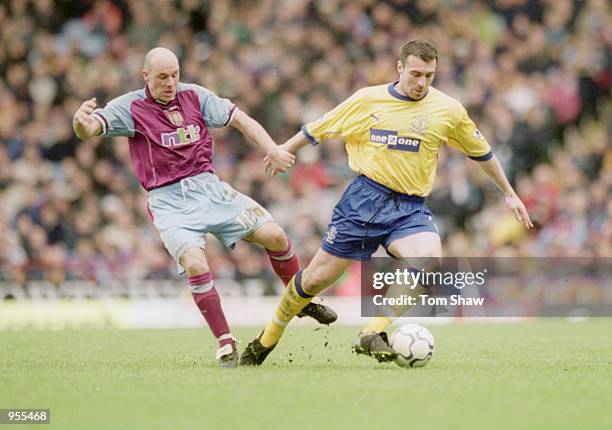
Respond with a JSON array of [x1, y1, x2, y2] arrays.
[[386, 282, 424, 318], [260, 274, 313, 347], [363, 272, 427, 333], [362, 316, 393, 334]]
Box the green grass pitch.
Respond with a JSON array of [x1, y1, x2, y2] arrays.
[[1, 320, 611, 430]]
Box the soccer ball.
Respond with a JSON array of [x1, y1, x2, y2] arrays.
[[389, 324, 435, 368]]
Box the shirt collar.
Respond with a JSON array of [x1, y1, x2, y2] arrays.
[[387, 81, 427, 102]]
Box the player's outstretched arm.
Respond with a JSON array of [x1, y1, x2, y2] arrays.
[[280, 130, 310, 154], [230, 109, 295, 174], [263, 131, 310, 175], [73, 97, 102, 139], [476, 155, 533, 229]]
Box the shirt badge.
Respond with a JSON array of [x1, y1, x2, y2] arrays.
[[165, 109, 184, 127], [324, 225, 337, 245], [409, 114, 429, 136]]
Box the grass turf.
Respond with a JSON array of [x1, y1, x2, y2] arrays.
[[1, 320, 611, 430]]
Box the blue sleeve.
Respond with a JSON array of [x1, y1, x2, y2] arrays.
[[92, 92, 139, 137], [180, 83, 235, 128]]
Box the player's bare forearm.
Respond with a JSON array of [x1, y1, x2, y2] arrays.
[[477, 155, 533, 228], [231, 110, 295, 174], [230, 110, 278, 155], [477, 155, 514, 195], [282, 131, 310, 154]]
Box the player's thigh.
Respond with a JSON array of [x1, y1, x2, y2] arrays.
[[148, 186, 209, 270], [157, 226, 208, 275], [211, 192, 274, 249], [386, 231, 443, 258], [179, 246, 210, 276], [242, 221, 288, 252], [302, 248, 353, 295], [152, 221, 208, 274]]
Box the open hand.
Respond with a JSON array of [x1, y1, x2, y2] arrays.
[[505, 192, 533, 228], [264, 146, 295, 176]]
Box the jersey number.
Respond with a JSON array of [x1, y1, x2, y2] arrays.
[[235, 207, 265, 230]]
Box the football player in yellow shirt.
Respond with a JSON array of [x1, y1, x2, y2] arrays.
[[240, 40, 533, 366]]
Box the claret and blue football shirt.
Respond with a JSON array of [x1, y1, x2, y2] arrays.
[[93, 83, 236, 191]]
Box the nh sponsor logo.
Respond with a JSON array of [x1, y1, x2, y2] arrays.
[[161, 125, 201, 147], [370, 128, 420, 152]]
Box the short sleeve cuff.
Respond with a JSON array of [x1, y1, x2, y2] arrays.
[[301, 125, 319, 146], [468, 151, 493, 161], [224, 105, 237, 126], [92, 113, 108, 135]]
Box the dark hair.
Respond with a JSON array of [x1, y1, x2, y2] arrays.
[[400, 40, 438, 64]]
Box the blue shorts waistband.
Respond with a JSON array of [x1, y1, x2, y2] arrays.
[[358, 175, 426, 203]]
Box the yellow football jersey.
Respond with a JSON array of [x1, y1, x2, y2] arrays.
[[302, 82, 492, 196]]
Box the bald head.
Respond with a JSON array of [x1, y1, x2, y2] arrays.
[[142, 47, 180, 103], [143, 47, 179, 71]]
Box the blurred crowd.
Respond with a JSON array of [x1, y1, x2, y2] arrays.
[[0, 0, 610, 290]]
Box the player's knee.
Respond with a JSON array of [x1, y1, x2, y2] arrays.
[[390, 234, 442, 258], [263, 224, 289, 252], [181, 253, 209, 276], [184, 261, 209, 276], [417, 248, 442, 258], [422, 241, 443, 258]]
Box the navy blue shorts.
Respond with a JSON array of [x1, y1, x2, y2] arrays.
[[321, 175, 438, 260]]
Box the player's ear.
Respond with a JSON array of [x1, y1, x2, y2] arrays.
[[397, 60, 404, 74], [142, 69, 149, 82]]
